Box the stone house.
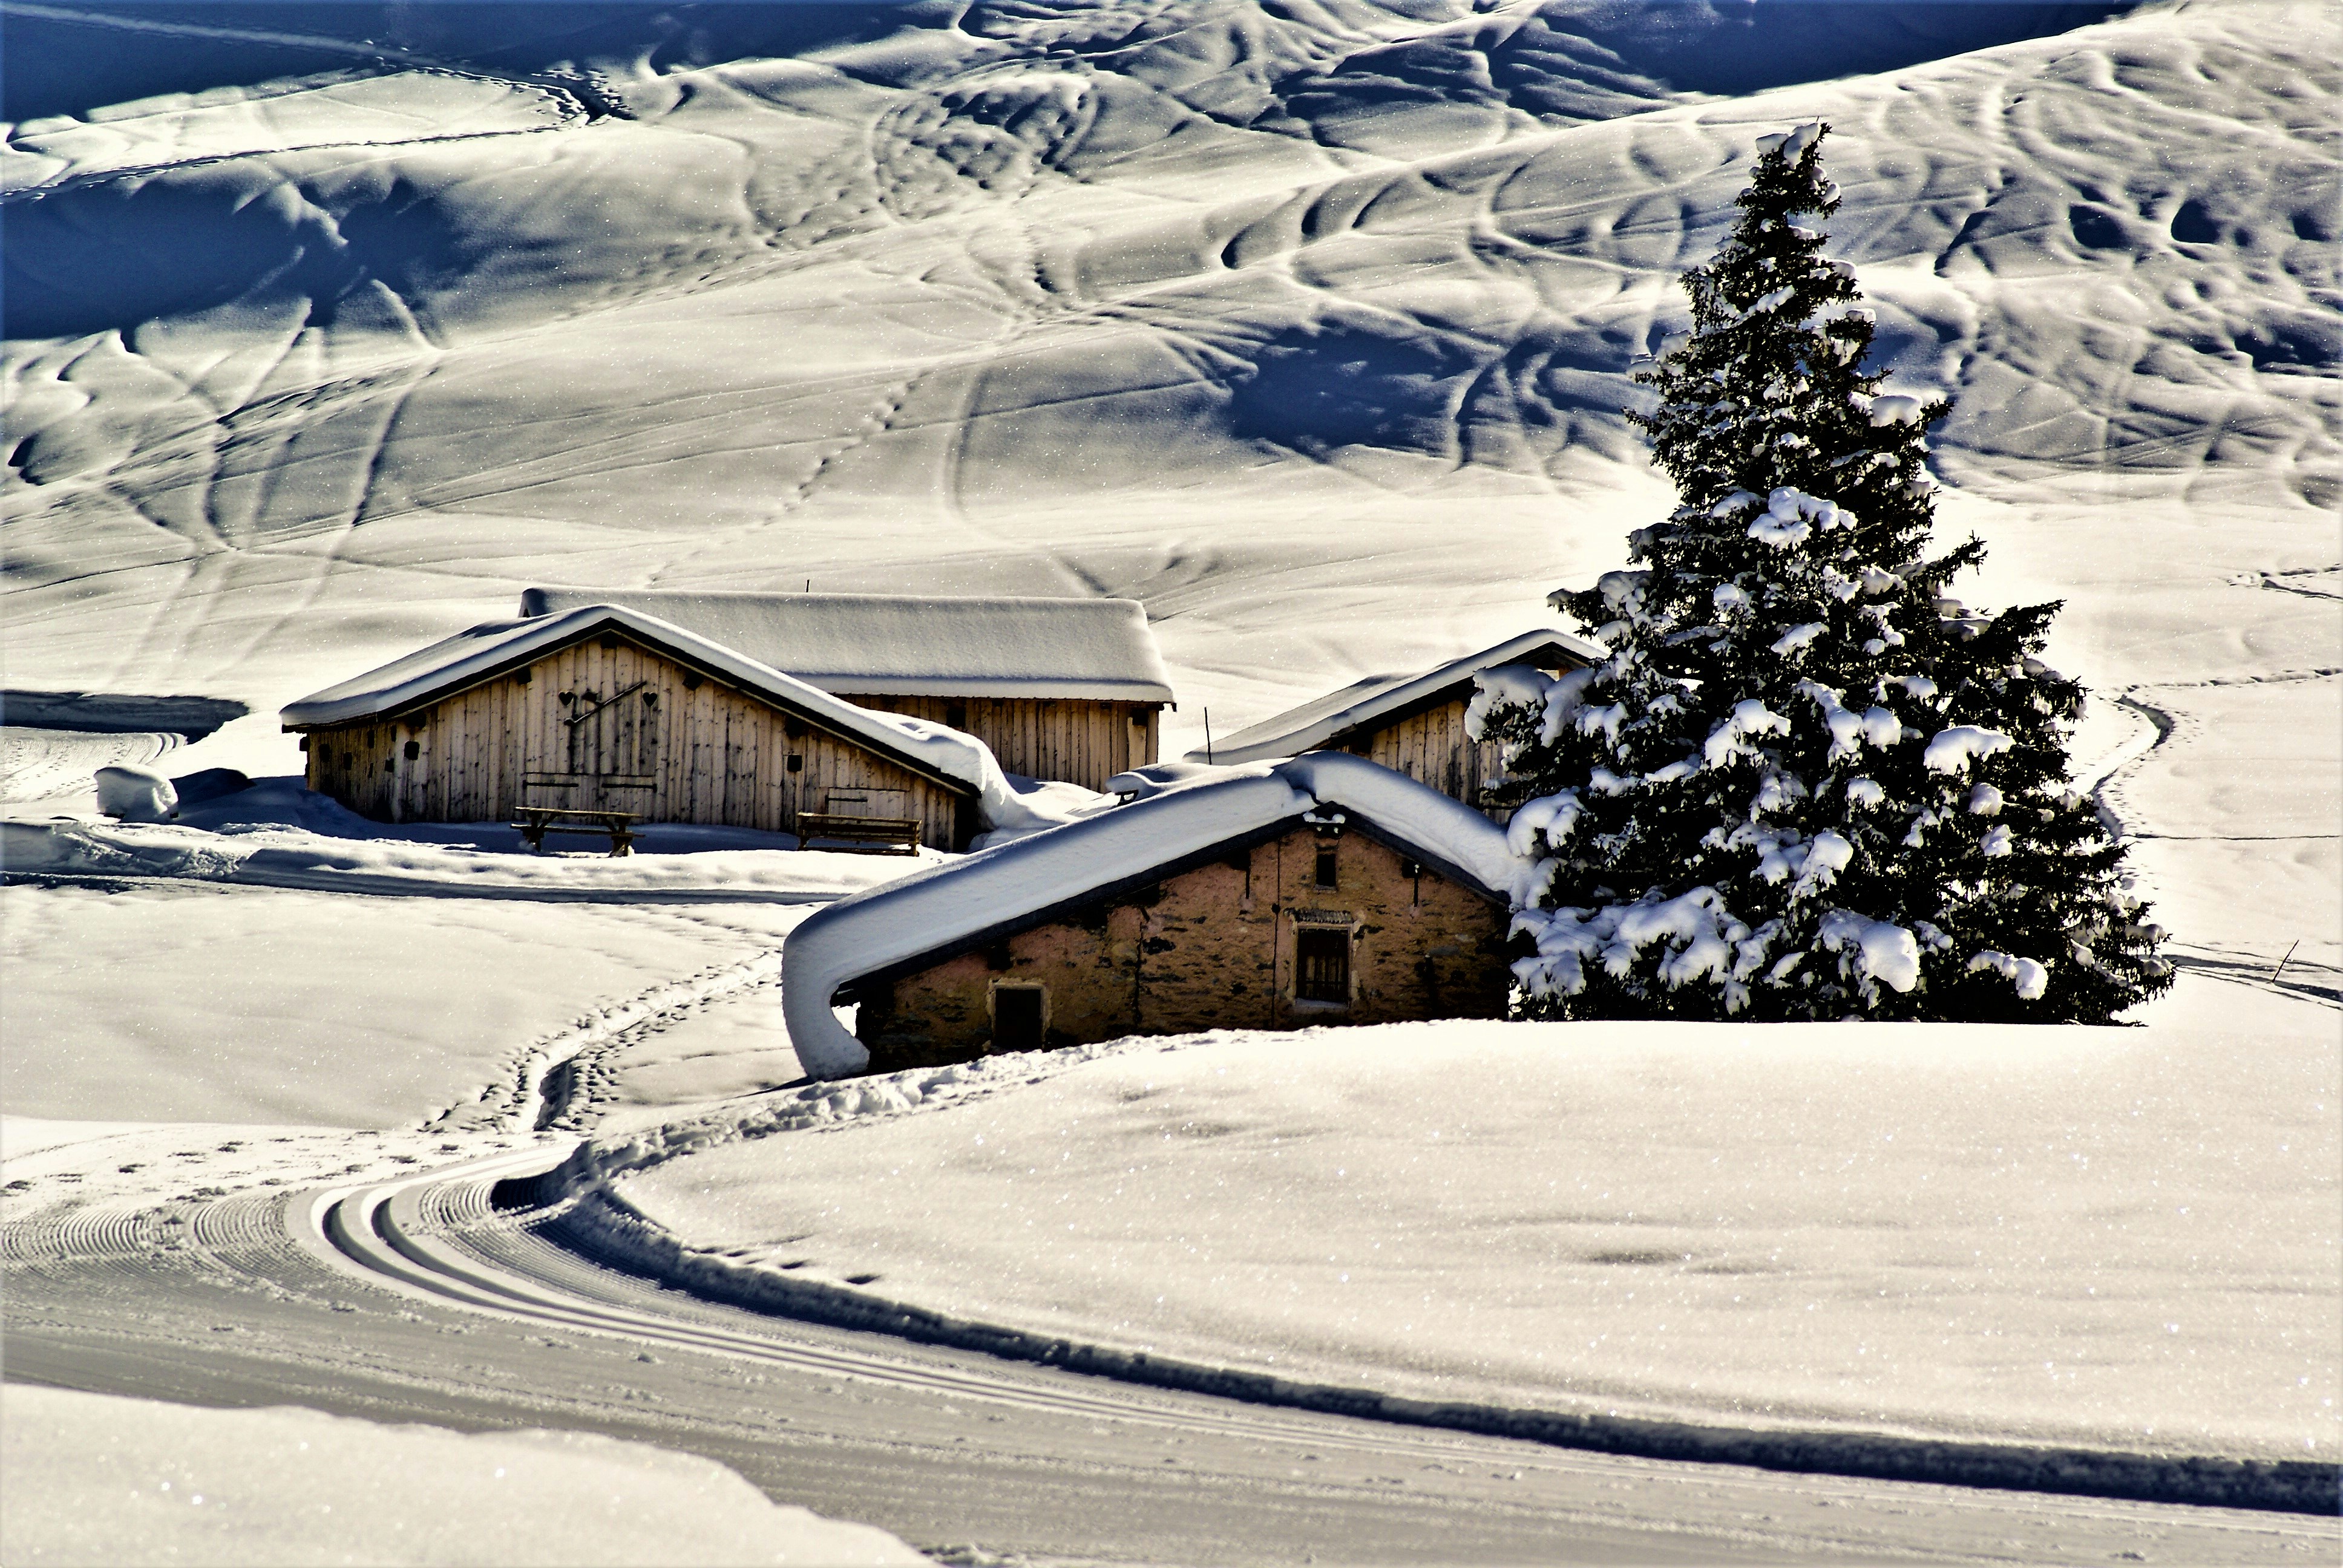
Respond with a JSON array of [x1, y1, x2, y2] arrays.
[[780, 753, 1520, 1078], [1190, 628, 1605, 817], [518, 589, 1174, 791]]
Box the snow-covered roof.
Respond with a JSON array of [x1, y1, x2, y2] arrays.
[[781, 753, 1516, 1077], [278, 606, 994, 798], [1190, 629, 1607, 765], [517, 589, 1174, 704]]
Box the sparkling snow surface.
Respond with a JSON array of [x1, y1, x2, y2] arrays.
[[2, 0, 2336, 1492], [0, 881, 814, 1127], [0, 1384, 922, 1567], [626, 978, 2337, 1462]]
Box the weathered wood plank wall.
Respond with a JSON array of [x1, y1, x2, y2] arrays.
[[1355, 697, 1510, 820], [845, 694, 1159, 792], [301, 637, 965, 846]]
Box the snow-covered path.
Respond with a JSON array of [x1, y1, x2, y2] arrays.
[[6, 1127, 2333, 1563]]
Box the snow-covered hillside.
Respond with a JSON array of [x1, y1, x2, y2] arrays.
[[5, 1, 2331, 749], [8, 0, 2333, 1041]]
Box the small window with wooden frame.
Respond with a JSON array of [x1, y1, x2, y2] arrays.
[[1312, 838, 1339, 889], [989, 981, 1047, 1053], [1293, 925, 1351, 1006]]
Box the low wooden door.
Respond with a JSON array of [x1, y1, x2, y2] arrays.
[[523, 681, 663, 813]]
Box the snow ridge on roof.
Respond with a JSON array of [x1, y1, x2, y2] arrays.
[[781, 753, 1515, 1078], [1191, 628, 1607, 765], [519, 589, 1174, 704], [281, 606, 1004, 803]]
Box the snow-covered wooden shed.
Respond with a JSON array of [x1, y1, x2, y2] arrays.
[[280, 606, 992, 849], [519, 590, 1173, 792], [1188, 629, 1606, 817], [781, 754, 1518, 1077]]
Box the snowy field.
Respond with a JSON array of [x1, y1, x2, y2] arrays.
[[607, 976, 2338, 1464], [0, 880, 818, 1128], [1, 1384, 921, 1567], [1, 0, 2337, 1547]]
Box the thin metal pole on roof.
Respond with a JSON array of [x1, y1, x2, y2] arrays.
[[1204, 707, 1213, 765]]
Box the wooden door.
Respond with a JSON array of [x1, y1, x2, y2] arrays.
[[524, 681, 663, 812]]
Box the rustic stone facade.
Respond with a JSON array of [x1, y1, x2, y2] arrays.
[[854, 822, 1511, 1069]]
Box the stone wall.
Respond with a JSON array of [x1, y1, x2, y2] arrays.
[[856, 821, 1511, 1070]]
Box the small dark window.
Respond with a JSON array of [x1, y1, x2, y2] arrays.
[[992, 986, 1044, 1052], [1296, 928, 1349, 1004], [787, 753, 804, 774], [402, 739, 421, 760], [1314, 841, 1339, 889], [598, 634, 620, 650], [516, 668, 531, 685], [681, 671, 703, 691], [945, 702, 968, 730]]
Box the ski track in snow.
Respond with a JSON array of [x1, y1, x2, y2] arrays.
[[416, 947, 790, 1138]]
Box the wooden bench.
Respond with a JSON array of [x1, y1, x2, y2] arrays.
[[796, 812, 922, 855], [511, 806, 641, 857]]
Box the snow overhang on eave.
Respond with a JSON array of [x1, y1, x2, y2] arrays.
[[834, 815, 1307, 1000], [830, 808, 1504, 1005], [823, 774, 1510, 1001]]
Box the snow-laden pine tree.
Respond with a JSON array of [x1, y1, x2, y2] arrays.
[[1475, 122, 2170, 1023]]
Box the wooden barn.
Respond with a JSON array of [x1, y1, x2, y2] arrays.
[[280, 606, 988, 849], [518, 589, 1173, 792], [778, 753, 1519, 1079], [1191, 629, 1606, 818]]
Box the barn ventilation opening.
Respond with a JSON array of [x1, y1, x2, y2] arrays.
[[1314, 841, 1339, 888], [1296, 927, 1349, 1004], [992, 985, 1045, 1053]]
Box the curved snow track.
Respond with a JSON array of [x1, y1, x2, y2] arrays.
[[300, 1145, 1667, 1457], [7, 1142, 2334, 1563]]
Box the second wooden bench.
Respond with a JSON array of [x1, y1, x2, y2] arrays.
[[796, 812, 922, 855]]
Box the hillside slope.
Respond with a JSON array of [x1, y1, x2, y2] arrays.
[[4, 2, 2335, 999]]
